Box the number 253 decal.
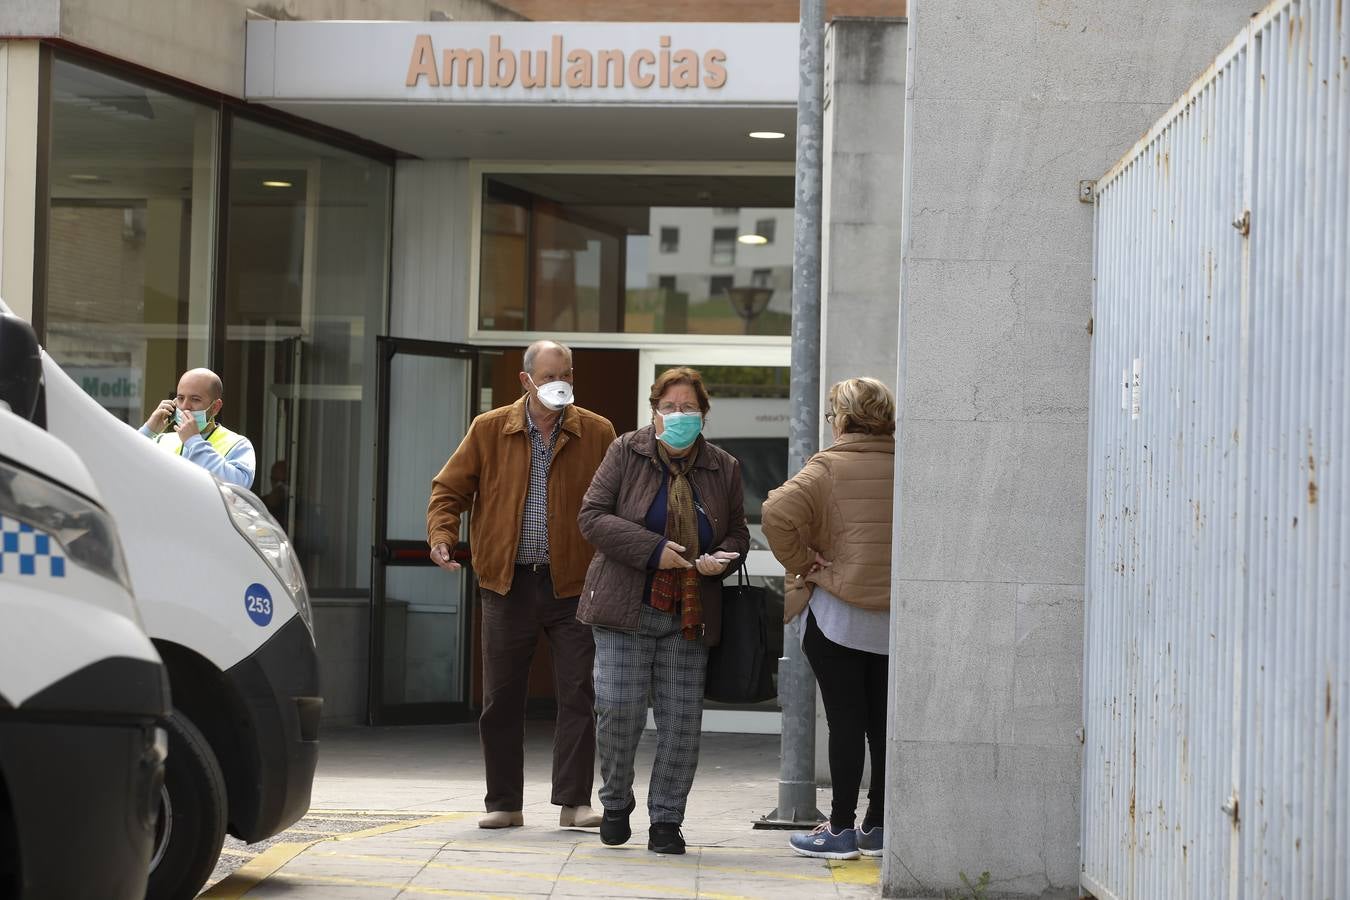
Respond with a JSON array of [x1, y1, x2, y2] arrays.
[[245, 582, 274, 626]]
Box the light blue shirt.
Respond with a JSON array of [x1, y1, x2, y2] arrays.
[[802, 585, 890, 656], [138, 424, 257, 489]]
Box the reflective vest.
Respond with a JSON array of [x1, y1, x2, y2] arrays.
[[153, 422, 247, 460]]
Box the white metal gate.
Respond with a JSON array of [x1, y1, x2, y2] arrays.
[[1082, 1, 1348, 897]]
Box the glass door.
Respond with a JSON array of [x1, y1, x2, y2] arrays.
[[637, 346, 792, 733], [369, 337, 478, 724]]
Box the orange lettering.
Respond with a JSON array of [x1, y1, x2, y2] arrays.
[[489, 35, 516, 87], [629, 48, 656, 88], [566, 49, 594, 88], [703, 49, 727, 88], [597, 49, 624, 87], [406, 34, 439, 87], [671, 49, 699, 88], [521, 49, 547, 87], [442, 47, 484, 87], [659, 35, 671, 88], [550, 35, 564, 87]]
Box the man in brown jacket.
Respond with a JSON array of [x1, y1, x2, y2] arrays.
[[427, 340, 616, 830]]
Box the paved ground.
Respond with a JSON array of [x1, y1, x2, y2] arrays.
[[200, 722, 882, 899]]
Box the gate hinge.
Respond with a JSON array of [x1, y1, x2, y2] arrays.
[[1221, 794, 1240, 826], [1075, 727, 1086, 745], [1086, 317, 1094, 337], [1232, 210, 1251, 236]]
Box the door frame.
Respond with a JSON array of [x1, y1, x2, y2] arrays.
[[368, 335, 479, 725]]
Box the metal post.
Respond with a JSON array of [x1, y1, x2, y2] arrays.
[[756, 0, 825, 830]]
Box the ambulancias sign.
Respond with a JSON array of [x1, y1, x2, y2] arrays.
[[406, 33, 728, 91], [246, 21, 797, 105]]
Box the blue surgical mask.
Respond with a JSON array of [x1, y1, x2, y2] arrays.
[[658, 411, 703, 450], [176, 408, 210, 431]]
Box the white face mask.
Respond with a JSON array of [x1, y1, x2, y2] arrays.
[[528, 375, 575, 411]]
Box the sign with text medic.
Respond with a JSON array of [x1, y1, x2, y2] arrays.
[[246, 20, 798, 105]]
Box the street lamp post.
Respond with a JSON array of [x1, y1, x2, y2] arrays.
[[724, 286, 774, 334]]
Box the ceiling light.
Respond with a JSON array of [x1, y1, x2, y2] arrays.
[[69, 174, 108, 184], [737, 234, 769, 245], [262, 180, 293, 188], [748, 131, 786, 140]]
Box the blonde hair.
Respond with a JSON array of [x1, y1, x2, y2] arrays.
[[829, 377, 895, 436]]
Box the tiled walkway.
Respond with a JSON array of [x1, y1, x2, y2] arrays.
[[201, 723, 881, 899]]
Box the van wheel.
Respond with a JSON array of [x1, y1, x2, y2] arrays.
[[145, 710, 226, 900]]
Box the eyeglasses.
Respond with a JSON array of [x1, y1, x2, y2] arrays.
[[825, 411, 837, 423], [656, 404, 701, 415]]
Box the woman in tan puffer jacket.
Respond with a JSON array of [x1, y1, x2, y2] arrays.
[[761, 376, 895, 861]]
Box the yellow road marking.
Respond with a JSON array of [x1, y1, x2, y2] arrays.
[[200, 842, 311, 899], [310, 847, 862, 891], [829, 857, 882, 885], [202, 810, 877, 898], [272, 869, 754, 900], [308, 808, 461, 816], [199, 813, 468, 898], [269, 872, 516, 899]]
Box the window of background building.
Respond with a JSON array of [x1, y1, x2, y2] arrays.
[[478, 173, 792, 336], [44, 57, 217, 424], [221, 118, 392, 593], [751, 268, 773, 288], [710, 227, 737, 266], [755, 217, 776, 244]]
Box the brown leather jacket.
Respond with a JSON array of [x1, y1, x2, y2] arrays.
[[761, 432, 895, 623], [576, 426, 751, 646], [426, 396, 616, 598]]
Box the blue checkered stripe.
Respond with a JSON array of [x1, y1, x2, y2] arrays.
[[0, 515, 67, 578]]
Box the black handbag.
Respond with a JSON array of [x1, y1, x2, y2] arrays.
[[705, 565, 777, 703]]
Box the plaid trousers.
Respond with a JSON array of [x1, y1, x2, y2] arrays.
[[592, 603, 709, 825]]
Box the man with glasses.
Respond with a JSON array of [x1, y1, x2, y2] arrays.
[[427, 340, 616, 831]]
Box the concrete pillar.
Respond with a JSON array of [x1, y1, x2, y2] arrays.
[[815, 17, 906, 785], [820, 18, 905, 399], [0, 41, 42, 322], [884, 2, 1261, 897]]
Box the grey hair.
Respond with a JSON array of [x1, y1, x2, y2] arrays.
[[522, 340, 573, 376]]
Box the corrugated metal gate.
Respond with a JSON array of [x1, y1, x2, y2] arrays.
[[1082, 1, 1347, 898]]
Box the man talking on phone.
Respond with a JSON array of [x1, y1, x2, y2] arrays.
[[139, 367, 256, 489]]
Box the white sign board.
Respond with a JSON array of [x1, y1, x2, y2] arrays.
[[246, 20, 799, 105]]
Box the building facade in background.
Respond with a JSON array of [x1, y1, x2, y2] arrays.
[[0, 1, 905, 736]]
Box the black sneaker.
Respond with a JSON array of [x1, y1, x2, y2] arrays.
[[600, 797, 636, 846], [648, 822, 686, 855]]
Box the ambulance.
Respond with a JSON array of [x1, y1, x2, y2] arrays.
[[1, 299, 323, 900], [0, 313, 168, 899]]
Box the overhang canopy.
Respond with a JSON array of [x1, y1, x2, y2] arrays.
[[244, 20, 799, 160]]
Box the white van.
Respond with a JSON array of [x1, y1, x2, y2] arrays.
[[0, 314, 169, 899], [0, 300, 323, 900]]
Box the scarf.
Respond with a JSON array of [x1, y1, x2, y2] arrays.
[[649, 442, 704, 640]]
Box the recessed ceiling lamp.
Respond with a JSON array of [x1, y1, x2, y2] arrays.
[[69, 174, 108, 184], [748, 130, 786, 139], [262, 180, 293, 188], [737, 234, 769, 245]]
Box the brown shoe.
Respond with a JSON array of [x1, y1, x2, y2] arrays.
[[478, 810, 524, 829], [559, 805, 602, 827]]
